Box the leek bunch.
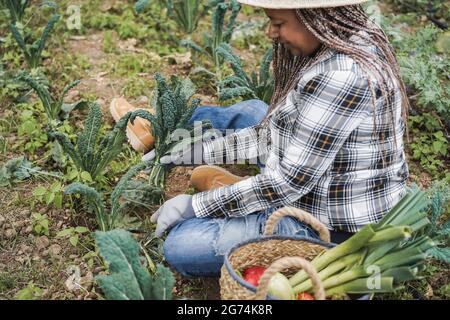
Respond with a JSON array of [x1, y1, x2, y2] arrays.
[[288, 187, 442, 297]]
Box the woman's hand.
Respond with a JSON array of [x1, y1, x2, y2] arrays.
[[142, 144, 202, 166], [151, 194, 196, 237]]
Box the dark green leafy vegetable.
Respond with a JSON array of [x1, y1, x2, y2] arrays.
[[1, 0, 30, 23], [9, 14, 60, 69], [181, 0, 241, 70], [95, 229, 174, 300], [18, 71, 86, 123], [217, 43, 274, 104], [0, 156, 59, 187], [65, 161, 159, 231], [51, 103, 139, 181], [130, 73, 210, 196]]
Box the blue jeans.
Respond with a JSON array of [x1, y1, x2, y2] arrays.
[[163, 99, 321, 278]]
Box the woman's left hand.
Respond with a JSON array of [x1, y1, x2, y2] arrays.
[[151, 194, 196, 237]]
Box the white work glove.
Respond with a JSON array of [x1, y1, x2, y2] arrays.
[[151, 194, 196, 237], [142, 143, 204, 166]]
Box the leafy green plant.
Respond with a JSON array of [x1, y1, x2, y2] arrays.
[[18, 72, 87, 123], [56, 226, 89, 247], [391, 25, 450, 122], [15, 281, 43, 300], [136, 0, 209, 35], [64, 161, 161, 231], [102, 30, 117, 54], [0, 62, 22, 101], [50, 103, 136, 182], [217, 43, 274, 104], [16, 108, 48, 153], [425, 182, 450, 262], [408, 113, 448, 179], [1, 0, 30, 23], [389, 0, 450, 27], [129, 73, 209, 192], [95, 229, 175, 300], [9, 14, 60, 69], [167, 0, 210, 35], [82, 250, 99, 269], [134, 0, 152, 13], [181, 0, 241, 71], [65, 166, 95, 184], [121, 179, 165, 212], [0, 156, 58, 187], [31, 212, 50, 236], [32, 181, 63, 209]]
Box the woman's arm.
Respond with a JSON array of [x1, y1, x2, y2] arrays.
[[202, 124, 269, 165], [192, 70, 374, 218]]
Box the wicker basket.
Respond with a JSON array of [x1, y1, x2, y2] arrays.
[[220, 206, 334, 300]]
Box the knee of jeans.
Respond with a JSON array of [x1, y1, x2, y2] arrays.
[[163, 219, 223, 277], [163, 225, 195, 270], [275, 216, 320, 239], [243, 99, 269, 120]]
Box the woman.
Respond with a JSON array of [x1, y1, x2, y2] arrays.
[[112, 0, 410, 277]]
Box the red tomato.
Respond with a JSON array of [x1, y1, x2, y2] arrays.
[[297, 292, 315, 300], [243, 266, 266, 286]]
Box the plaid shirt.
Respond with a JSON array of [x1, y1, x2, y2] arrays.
[[192, 36, 409, 233]]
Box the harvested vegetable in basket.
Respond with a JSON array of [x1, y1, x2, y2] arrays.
[[237, 188, 439, 299], [288, 188, 436, 298]]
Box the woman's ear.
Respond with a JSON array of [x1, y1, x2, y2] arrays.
[[266, 23, 280, 40]]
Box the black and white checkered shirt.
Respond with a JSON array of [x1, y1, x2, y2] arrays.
[[192, 36, 409, 233]]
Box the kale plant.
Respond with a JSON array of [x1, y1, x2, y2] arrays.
[[181, 0, 241, 71], [95, 229, 174, 300], [51, 103, 137, 181], [18, 72, 86, 123], [65, 161, 162, 231], [9, 14, 60, 69], [217, 43, 274, 104], [129, 73, 210, 193]]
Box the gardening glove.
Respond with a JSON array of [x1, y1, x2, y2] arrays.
[[151, 194, 196, 237], [142, 142, 204, 166]]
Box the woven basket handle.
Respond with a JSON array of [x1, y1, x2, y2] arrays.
[[254, 257, 325, 300], [263, 206, 331, 243]]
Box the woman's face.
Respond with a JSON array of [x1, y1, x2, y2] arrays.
[[264, 9, 321, 57]]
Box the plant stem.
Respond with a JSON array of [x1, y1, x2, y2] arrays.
[[326, 277, 395, 295], [289, 225, 376, 286], [292, 251, 364, 293]]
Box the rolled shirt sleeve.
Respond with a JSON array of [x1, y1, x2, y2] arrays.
[[193, 70, 374, 218]]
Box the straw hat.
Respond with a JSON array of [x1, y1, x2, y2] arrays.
[[237, 0, 370, 9]]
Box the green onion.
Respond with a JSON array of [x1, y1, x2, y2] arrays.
[[286, 189, 436, 298], [292, 251, 364, 293], [367, 226, 412, 243], [289, 225, 376, 286], [320, 267, 368, 290], [326, 277, 395, 295], [364, 240, 401, 265], [381, 267, 419, 283]]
